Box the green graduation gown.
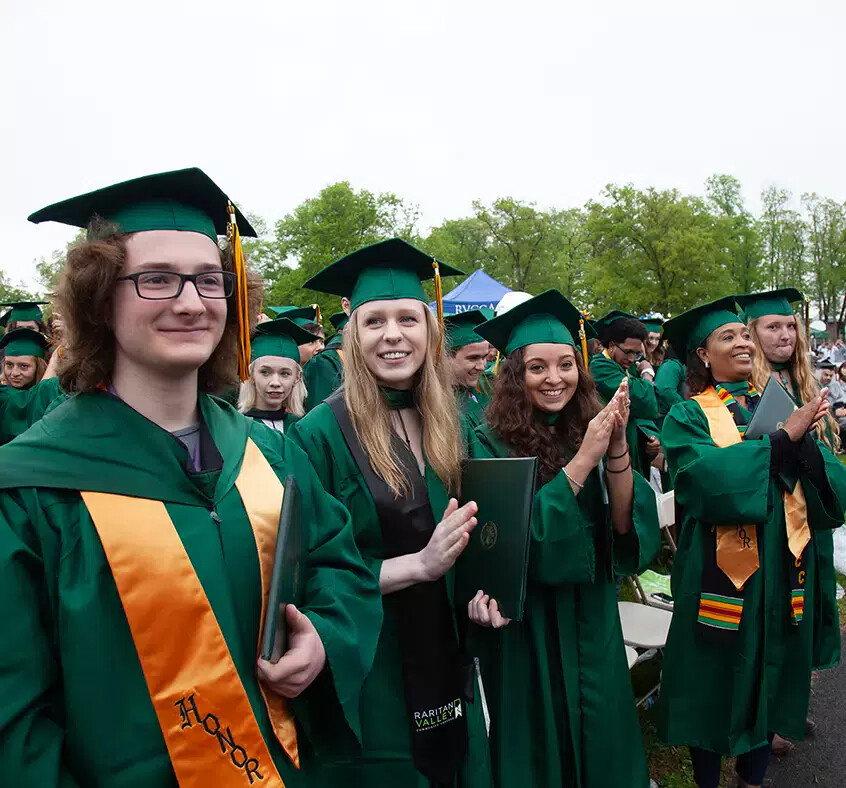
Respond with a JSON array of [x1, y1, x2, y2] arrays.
[[0, 391, 382, 787], [289, 403, 493, 788], [469, 424, 660, 788], [657, 398, 846, 755], [303, 337, 344, 413], [654, 357, 685, 418], [244, 408, 301, 434], [0, 376, 65, 445], [589, 353, 659, 475]]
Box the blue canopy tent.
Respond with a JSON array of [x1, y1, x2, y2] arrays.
[[430, 269, 511, 315]]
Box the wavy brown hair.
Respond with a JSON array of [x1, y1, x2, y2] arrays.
[[748, 315, 840, 452], [344, 307, 462, 497], [54, 218, 263, 394], [486, 347, 603, 484]]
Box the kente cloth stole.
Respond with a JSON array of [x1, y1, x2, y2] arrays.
[[81, 438, 297, 787], [692, 387, 810, 632]]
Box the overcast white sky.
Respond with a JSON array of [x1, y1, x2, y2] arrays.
[[3, 0, 844, 289]]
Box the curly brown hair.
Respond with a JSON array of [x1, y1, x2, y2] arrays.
[[54, 218, 263, 393], [486, 347, 602, 484]]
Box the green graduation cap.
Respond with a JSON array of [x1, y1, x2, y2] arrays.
[[329, 311, 349, 332], [0, 327, 50, 358], [0, 301, 48, 328], [640, 315, 664, 333], [444, 310, 489, 350], [27, 167, 257, 240], [475, 289, 595, 356], [250, 318, 320, 364], [302, 238, 463, 311], [593, 310, 638, 336], [735, 288, 803, 322], [265, 305, 320, 327], [662, 296, 741, 357]]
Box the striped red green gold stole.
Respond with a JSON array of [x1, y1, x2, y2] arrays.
[[82, 438, 297, 787]]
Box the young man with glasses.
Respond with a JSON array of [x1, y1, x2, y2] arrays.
[[590, 311, 661, 476], [0, 168, 382, 786]]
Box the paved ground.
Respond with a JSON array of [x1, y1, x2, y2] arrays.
[[768, 639, 845, 787]]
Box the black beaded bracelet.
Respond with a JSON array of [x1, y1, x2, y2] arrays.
[[606, 459, 632, 474], [607, 448, 629, 460]]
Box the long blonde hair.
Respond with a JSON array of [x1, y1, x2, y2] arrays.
[[237, 360, 306, 417], [344, 306, 462, 497], [748, 315, 840, 452]]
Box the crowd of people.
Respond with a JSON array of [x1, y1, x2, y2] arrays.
[[0, 167, 843, 788]]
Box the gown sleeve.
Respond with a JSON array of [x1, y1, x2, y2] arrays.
[[654, 359, 685, 415], [661, 401, 771, 525], [303, 353, 342, 413], [612, 470, 662, 576], [0, 489, 82, 787], [259, 426, 383, 748], [590, 355, 659, 420], [798, 440, 846, 531]]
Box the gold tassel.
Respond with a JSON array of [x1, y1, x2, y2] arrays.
[[579, 317, 589, 367], [311, 303, 322, 325], [432, 259, 444, 356], [228, 203, 251, 382], [493, 351, 501, 375]]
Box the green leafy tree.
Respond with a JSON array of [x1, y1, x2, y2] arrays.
[[248, 182, 421, 318], [705, 174, 763, 293], [801, 193, 846, 325], [0, 271, 38, 304], [35, 230, 86, 294], [582, 184, 733, 316]]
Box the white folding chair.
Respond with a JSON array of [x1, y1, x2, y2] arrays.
[[618, 600, 673, 708]]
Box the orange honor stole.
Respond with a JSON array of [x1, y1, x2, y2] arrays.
[[82, 438, 297, 787], [692, 388, 810, 602]]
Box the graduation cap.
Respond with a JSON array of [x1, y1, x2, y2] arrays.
[[27, 167, 256, 380], [474, 289, 596, 356], [302, 238, 463, 312], [593, 310, 638, 336], [735, 288, 803, 322], [0, 327, 50, 358], [250, 318, 320, 364], [0, 301, 48, 328], [817, 359, 836, 370], [662, 296, 741, 357], [27, 167, 256, 240], [329, 311, 349, 332], [640, 315, 664, 333], [265, 304, 322, 327], [444, 310, 489, 350]]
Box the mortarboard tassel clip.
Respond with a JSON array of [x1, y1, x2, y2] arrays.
[[579, 317, 589, 367], [432, 259, 445, 357], [228, 203, 251, 382]]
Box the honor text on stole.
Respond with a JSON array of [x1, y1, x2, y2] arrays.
[[175, 693, 265, 783]]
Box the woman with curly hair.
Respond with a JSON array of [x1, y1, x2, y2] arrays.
[[467, 289, 660, 788], [0, 168, 381, 786], [290, 238, 492, 788]]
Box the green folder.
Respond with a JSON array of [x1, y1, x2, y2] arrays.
[[744, 378, 797, 440], [456, 457, 538, 621], [260, 475, 304, 663]]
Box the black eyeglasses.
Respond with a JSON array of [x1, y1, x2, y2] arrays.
[[116, 270, 236, 300]]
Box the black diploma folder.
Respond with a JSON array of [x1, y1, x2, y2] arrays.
[[260, 475, 304, 663], [744, 379, 797, 440], [456, 457, 538, 622]]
